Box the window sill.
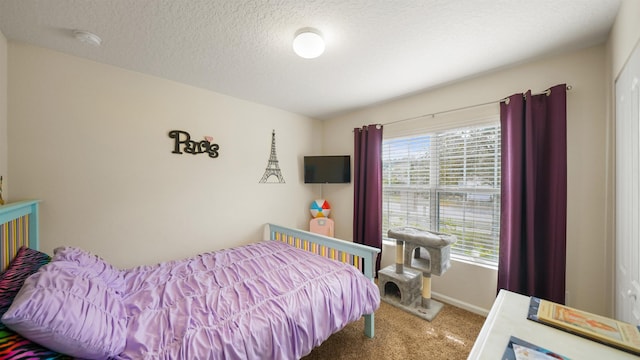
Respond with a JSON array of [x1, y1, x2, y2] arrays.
[[450, 256, 497, 271]]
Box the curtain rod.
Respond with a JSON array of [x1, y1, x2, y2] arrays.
[[382, 85, 572, 127]]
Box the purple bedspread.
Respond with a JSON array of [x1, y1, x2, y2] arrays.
[[117, 240, 380, 359]]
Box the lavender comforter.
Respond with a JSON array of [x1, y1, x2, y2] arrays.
[[3, 240, 379, 359], [120, 240, 379, 359]]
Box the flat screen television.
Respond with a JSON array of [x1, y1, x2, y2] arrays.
[[304, 155, 351, 184]]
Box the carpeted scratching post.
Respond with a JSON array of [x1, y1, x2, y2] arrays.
[[378, 227, 456, 321]]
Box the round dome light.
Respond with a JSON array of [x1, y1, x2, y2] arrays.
[[293, 29, 325, 59]]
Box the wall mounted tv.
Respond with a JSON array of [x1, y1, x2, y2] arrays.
[[304, 155, 351, 184]]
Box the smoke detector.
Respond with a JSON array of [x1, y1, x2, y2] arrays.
[[72, 30, 102, 46]]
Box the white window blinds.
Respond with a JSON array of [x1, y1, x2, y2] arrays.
[[382, 122, 501, 266]]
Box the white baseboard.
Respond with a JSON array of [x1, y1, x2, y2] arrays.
[[431, 291, 490, 317]]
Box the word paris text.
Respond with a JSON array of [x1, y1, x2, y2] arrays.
[[168, 130, 220, 158]]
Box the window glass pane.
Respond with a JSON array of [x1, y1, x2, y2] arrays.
[[382, 135, 432, 240], [382, 122, 501, 267], [438, 191, 500, 265], [437, 127, 501, 189], [383, 188, 430, 238]]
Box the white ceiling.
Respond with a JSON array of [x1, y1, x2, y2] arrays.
[[0, 0, 622, 119]]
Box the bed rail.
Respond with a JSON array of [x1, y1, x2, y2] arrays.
[[0, 200, 40, 271], [265, 223, 380, 338]]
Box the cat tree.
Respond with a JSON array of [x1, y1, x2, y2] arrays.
[[378, 227, 456, 321]]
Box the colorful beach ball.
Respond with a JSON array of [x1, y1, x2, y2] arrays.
[[310, 199, 331, 218]]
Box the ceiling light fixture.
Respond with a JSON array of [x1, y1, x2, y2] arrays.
[[72, 29, 102, 46], [292, 28, 325, 59]]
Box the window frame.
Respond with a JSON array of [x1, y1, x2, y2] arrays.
[[382, 119, 501, 268]]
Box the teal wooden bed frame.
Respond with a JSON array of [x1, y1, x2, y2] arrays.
[[0, 200, 40, 271], [265, 223, 380, 338], [0, 203, 380, 340]]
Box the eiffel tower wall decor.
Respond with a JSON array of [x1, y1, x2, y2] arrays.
[[259, 130, 286, 184]]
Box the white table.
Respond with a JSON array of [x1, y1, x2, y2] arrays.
[[468, 289, 638, 359]]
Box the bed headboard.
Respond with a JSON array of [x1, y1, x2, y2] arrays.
[[0, 200, 40, 272]]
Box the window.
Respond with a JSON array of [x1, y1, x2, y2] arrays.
[[382, 123, 501, 266]]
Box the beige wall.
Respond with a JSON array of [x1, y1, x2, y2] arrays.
[[7, 43, 322, 268], [609, 0, 640, 79], [0, 30, 7, 199], [322, 45, 609, 315]]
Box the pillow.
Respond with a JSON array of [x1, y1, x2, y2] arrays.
[[0, 247, 70, 359], [1, 251, 127, 359], [52, 246, 125, 291], [0, 246, 51, 320]]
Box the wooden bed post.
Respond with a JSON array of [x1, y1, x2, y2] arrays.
[[27, 201, 40, 250], [0, 200, 40, 248], [364, 313, 375, 338]]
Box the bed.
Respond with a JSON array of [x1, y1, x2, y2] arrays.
[[0, 200, 380, 359]]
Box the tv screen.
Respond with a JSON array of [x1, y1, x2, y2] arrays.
[[304, 155, 351, 184]]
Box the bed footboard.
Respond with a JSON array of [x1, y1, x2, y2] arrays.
[[264, 223, 380, 338]]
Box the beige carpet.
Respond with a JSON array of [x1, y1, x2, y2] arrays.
[[302, 300, 486, 360]]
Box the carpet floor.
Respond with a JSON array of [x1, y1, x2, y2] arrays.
[[302, 300, 486, 360]]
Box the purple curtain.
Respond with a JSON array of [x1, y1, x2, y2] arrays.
[[353, 124, 383, 275], [498, 84, 567, 304]]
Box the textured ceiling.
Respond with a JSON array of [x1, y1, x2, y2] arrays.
[[0, 0, 622, 119]]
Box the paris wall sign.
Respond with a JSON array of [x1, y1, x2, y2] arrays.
[[168, 130, 219, 158]]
